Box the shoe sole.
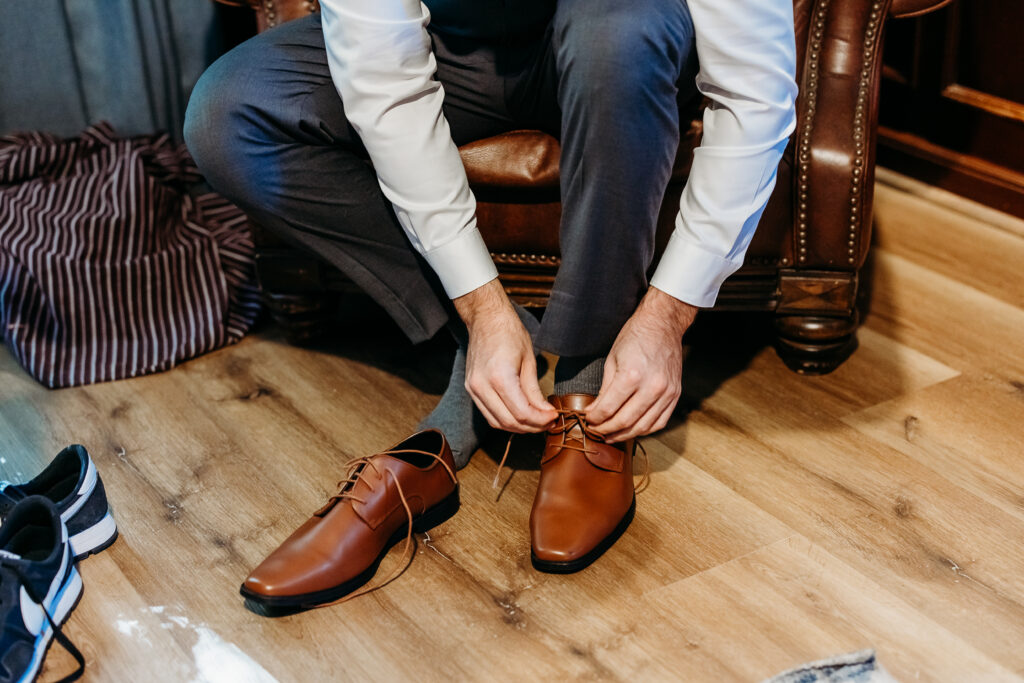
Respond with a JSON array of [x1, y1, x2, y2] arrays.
[[18, 564, 84, 683], [530, 497, 636, 574], [69, 509, 119, 561], [239, 487, 461, 615]]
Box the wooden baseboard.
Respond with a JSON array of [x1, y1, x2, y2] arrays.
[[878, 127, 1024, 220]]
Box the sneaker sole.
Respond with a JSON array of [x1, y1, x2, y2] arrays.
[[18, 564, 84, 683], [69, 509, 119, 560], [240, 487, 461, 616], [530, 497, 636, 574]]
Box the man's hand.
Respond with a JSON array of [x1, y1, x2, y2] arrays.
[[585, 288, 697, 442], [454, 280, 557, 432]]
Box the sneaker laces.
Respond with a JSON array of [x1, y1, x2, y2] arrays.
[[312, 447, 457, 607], [0, 560, 85, 682], [492, 409, 650, 493]]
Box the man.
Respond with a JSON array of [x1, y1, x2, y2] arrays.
[[185, 0, 796, 607]]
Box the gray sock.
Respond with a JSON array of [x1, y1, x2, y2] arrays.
[[553, 355, 605, 397], [418, 302, 541, 469]]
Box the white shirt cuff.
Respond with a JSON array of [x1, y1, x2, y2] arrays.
[[649, 231, 744, 308], [422, 227, 499, 299]]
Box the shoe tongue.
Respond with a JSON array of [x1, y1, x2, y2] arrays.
[[549, 394, 595, 412]]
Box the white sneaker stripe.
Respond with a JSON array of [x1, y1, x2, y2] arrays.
[[61, 457, 97, 522]]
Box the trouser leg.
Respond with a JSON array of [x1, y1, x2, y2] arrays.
[[184, 15, 515, 344], [531, 0, 698, 357]]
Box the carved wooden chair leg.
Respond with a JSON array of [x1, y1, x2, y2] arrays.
[[773, 312, 859, 375]]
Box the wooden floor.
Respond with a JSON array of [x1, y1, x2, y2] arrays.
[[4, 171, 1024, 682]]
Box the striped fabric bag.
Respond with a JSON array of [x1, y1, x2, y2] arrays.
[[0, 124, 261, 388]]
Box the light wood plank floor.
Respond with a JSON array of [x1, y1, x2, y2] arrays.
[[3, 172, 1023, 682]]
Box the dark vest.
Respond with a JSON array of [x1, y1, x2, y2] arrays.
[[424, 0, 555, 41]]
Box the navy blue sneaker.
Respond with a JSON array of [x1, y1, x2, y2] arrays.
[[0, 496, 85, 682], [0, 445, 117, 561]]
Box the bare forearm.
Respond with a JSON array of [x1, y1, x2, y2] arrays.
[[452, 278, 513, 332], [635, 287, 698, 340]]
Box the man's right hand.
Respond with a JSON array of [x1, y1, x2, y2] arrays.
[[454, 279, 557, 433]]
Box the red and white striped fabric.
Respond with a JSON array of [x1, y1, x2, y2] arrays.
[[0, 124, 260, 388]]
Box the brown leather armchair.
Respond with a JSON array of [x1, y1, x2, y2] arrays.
[[235, 0, 951, 374]]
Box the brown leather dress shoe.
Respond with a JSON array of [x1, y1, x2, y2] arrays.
[[530, 394, 637, 573], [241, 429, 458, 612]]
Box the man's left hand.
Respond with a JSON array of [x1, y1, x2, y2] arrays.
[[585, 288, 697, 442]]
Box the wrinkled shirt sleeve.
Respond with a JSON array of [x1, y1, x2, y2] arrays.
[[320, 0, 498, 299], [649, 0, 798, 308]]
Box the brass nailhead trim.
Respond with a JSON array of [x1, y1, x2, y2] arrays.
[[848, 0, 885, 265], [490, 253, 562, 267], [798, 1, 886, 267], [796, 0, 831, 265]]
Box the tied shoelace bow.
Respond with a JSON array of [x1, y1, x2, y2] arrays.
[[0, 559, 85, 682], [492, 409, 650, 492], [312, 448, 457, 607]]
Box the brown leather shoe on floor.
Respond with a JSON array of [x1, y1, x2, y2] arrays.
[[241, 429, 458, 613], [530, 394, 639, 573]]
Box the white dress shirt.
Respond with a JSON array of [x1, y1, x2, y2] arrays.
[[320, 0, 798, 307]]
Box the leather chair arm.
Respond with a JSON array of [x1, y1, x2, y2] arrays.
[[889, 0, 954, 19], [459, 130, 560, 191], [793, 0, 897, 271]]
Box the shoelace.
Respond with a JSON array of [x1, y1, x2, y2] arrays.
[[312, 448, 457, 607], [0, 561, 85, 682], [492, 409, 650, 492]]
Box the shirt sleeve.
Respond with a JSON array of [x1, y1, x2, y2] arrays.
[[319, 0, 498, 299], [649, 0, 798, 308]]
